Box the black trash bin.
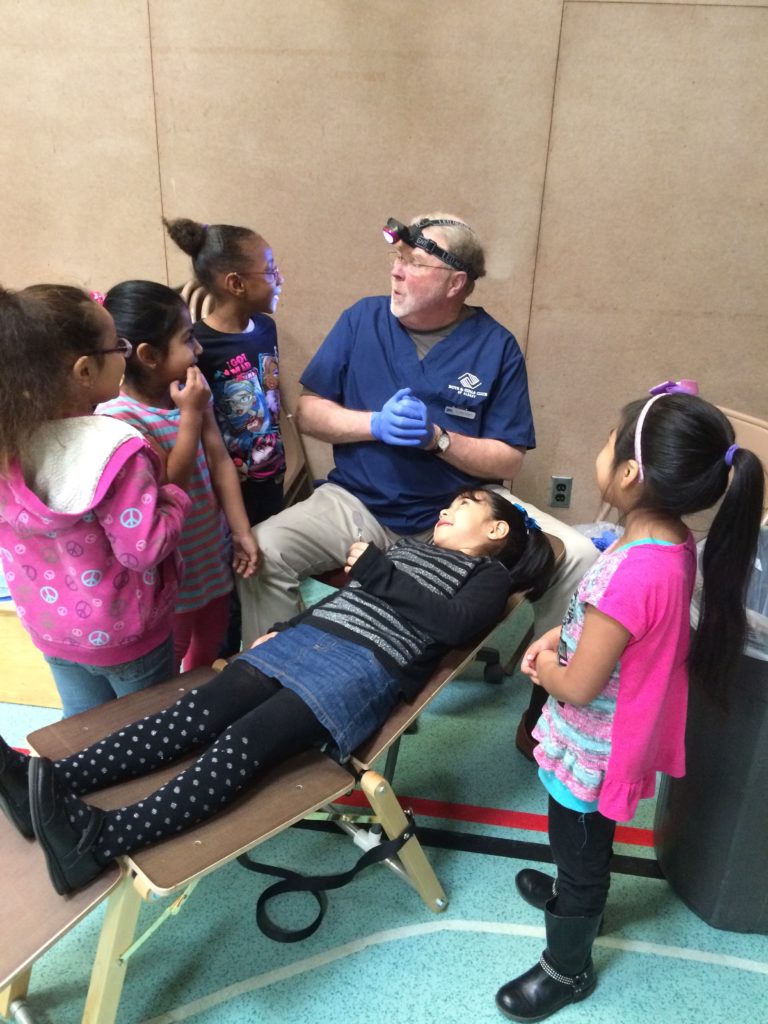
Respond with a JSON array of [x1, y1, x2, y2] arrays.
[[654, 528, 768, 934]]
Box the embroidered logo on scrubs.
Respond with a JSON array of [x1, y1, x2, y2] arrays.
[[448, 372, 489, 400]]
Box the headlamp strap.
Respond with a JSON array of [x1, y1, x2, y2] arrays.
[[414, 218, 470, 233], [412, 235, 476, 278]]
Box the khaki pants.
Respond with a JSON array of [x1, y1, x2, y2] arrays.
[[237, 482, 597, 646]]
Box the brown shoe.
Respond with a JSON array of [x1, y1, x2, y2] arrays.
[[515, 713, 537, 762]]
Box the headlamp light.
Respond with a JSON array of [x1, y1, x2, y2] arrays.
[[382, 218, 410, 245]]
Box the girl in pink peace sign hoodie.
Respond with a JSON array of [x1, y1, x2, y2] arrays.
[[0, 284, 191, 717]]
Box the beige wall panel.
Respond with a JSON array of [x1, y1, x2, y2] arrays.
[[0, 1, 165, 290], [519, 1, 768, 524], [592, 0, 766, 6], [149, 0, 564, 430], [521, 306, 766, 526]]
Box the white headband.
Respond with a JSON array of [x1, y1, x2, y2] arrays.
[[632, 379, 700, 481]]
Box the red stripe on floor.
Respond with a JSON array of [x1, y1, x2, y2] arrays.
[[334, 791, 655, 847], [13, 745, 653, 848]]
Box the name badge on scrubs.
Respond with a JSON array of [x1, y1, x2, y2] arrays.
[[445, 405, 476, 420]]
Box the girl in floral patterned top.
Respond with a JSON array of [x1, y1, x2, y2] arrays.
[[496, 385, 764, 1023]]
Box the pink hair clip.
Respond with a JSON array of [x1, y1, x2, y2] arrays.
[[90, 290, 106, 306]]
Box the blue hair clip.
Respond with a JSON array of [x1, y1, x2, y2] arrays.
[[512, 502, 540, 532]]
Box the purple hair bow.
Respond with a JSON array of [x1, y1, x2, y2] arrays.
[[648, 379, 699, 397]]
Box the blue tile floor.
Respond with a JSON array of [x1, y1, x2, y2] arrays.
[[3, 646, 767, 1024]]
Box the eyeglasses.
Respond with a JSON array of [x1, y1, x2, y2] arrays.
[[388, 251, 453, 274], [243, 265, 281, 281], [84, 337, 133, 358]]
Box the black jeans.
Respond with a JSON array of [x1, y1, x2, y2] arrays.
[[220, 479, 286, 658], [242, 477, 285, 527], [547, 795, 616, 917]]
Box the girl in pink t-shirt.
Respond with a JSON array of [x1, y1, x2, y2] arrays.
[[0, 285, 191, 718], [496, 384, 764, 1023]]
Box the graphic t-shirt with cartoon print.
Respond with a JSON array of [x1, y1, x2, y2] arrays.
[[193, 315, 285, 484]]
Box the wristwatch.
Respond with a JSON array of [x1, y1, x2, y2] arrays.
[[433, 428, 451, 455]]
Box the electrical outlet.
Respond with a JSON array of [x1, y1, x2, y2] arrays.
[[549, 475, 573, 509]]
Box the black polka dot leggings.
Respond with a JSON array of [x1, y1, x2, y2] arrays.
[[54, 659, 330, 861]]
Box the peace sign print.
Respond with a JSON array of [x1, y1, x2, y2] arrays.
[[66, 541, 84, 557], [120, 507, 143, 529], [88, 630, 110, 647], [81, 569, 103, 588], [40, 586, 58, 604]]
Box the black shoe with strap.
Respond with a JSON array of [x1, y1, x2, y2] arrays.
[[0, 734, 33, 838], [496, 898, 602, 1022], [29, 757, 106, 895]]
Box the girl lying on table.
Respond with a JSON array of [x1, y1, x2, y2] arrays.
[[0, 487, 554, 894]]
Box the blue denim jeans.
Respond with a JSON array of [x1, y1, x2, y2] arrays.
[[44, 637, 175, 718]]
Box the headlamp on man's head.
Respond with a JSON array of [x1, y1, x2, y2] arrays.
[[382, 216, 477, 279]]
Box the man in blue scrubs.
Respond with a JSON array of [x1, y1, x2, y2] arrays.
[[238, 214, 595, 666]]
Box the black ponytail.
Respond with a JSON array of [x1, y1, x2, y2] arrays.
[[505, 526, 556, 602], [690, 447, 765, 704]]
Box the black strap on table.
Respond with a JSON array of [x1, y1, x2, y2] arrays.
[[237, 812, 417, 943]]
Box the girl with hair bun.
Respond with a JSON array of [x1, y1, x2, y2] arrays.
[[165, 217, 286, 527]]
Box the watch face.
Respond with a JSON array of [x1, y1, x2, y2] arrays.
[[437, 430, 450, 452]]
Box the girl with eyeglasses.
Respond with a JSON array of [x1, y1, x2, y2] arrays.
[[0, 284, 191, 716], [165, 217, 286, 529], [97, 281, 259, 674]]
